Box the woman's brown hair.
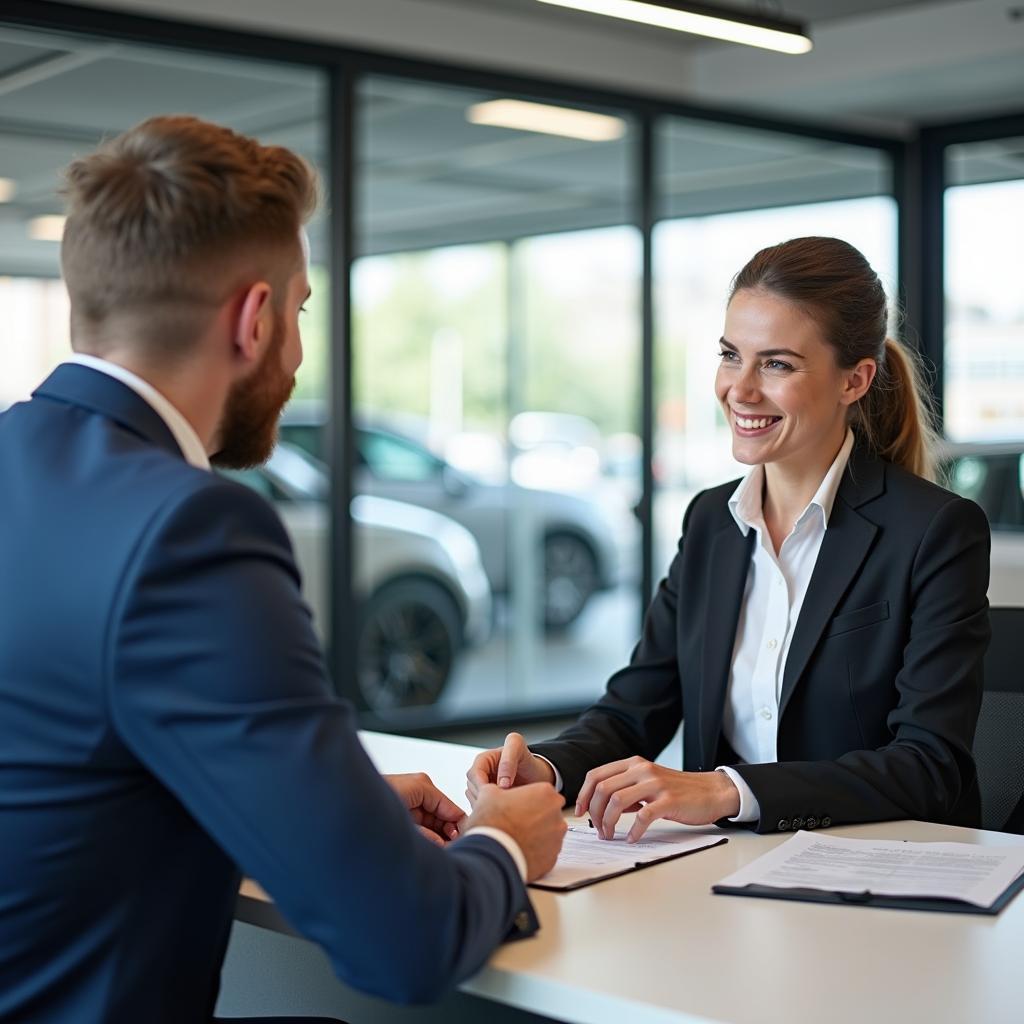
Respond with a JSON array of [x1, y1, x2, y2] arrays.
[[729, 236, 938, 481]]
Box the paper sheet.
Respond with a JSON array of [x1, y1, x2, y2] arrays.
[[715, 830, 1024, 908], [532, 822, 726, 891]]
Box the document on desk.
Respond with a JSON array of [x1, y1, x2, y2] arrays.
[[713, 830, 1024, 914], [531, 823, 727, 892]]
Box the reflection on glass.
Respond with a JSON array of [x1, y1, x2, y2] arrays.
[[944, 137, 1024, 440], [353, 76, 642, 721]]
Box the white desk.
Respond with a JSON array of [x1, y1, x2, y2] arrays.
[[232, 731, 1024, 1024]]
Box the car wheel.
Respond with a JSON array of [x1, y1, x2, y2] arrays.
[[543, 532, 599, 631], [356, 579, 462, 713]]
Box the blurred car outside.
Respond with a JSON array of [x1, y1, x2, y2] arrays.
[[507, 411, 604, 492], [219, 441, 491, 713], [279, 403, 640, 630], [939, 440, 1024, 607]]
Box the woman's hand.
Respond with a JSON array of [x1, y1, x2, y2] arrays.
[[466, 732, 556, 805], [576, 757, 740, 843]]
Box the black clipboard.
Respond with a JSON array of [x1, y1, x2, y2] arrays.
[[712, 868, 1024, 915], [531, 835, 728, 892]]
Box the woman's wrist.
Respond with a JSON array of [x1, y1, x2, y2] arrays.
[[530, 753, 557, 786], [713, 770, 741, 819]]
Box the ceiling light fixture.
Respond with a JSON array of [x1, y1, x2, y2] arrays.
[[535, 0, 812, 54], [0, 178, 15, 203], [28, 215, 66, 242], [467, 99, 627, 141]]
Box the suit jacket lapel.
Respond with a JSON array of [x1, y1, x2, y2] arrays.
[[700, 522, 754, 765], [778, 450, 884, 718]]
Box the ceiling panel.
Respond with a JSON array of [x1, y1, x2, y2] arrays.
[[0, 57, 312, 136], [0, 18, 905, 271], [0, 39, 61, 76], [0, 24, 326, 277]]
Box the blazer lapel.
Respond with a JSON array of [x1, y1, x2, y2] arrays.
[[778, 451, 884, 718], [700, 522, 754, 765]]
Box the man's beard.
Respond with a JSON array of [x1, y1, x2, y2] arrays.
[[211, 311, 296, 469]]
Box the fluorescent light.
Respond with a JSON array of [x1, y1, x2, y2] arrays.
[[28, 215, 66, 242], [467, 99, 626, 141], [535, 0, 812, 54], [0, 178, 15, 203]]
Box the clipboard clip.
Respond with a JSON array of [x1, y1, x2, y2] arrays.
[[836, 890, 874, 904]]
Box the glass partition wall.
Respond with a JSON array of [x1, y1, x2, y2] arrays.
[[0, 5, 918, 728], [349, 77, 642, 721], [943, 135, 1024, 442], [0, 23, 332, 633]]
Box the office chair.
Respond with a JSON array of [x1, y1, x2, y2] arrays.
[[1004, 793, 1024, 836], [971, 606, 1024, 834]]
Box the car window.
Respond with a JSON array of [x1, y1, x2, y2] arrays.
[[278, 423, 324, 463], [948, 456, 986, 501], [217, 466, 291, 503], [945, 453, 1024, 530], [358, 429, 443, 482]]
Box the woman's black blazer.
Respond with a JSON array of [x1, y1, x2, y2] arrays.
[[532, 446, 991, 834]]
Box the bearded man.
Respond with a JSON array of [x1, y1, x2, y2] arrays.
[[0, 116, 566, 1024]]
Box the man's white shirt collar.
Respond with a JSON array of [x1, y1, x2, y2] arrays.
[[66, 353, 210, 470], [727, 428, 855, 538]]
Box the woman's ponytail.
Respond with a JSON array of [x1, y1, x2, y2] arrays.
[[854, 337, 938, 482]]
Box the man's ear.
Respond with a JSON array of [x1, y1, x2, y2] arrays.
[[232, 281, 273, 365], [841, 357, 877, 407]]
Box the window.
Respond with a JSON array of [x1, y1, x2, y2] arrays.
[[0, 8, 909, 728], [944, 137, 1024, 441], [353, 76, 641, 722], [0, 21, 330, 635]]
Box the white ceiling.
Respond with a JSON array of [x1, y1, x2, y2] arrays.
[[437, 0, 948, 34], [50, 0, 1023, 135], [0, 1, 1020, 276]]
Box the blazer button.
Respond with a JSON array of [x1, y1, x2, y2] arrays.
[[777, 819, 791, 831], [805, 817, 819, 829], [821, 817, 832, 828], [791, 817, 805, 829], [514, 911, 530, 932]]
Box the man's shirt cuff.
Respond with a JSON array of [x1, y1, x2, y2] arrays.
[[462, 826, 527, 882], [716, 766, 760, 823], [533, 754, 563, 793]]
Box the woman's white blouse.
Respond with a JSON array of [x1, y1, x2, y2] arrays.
[[717, 429, 855, 822]]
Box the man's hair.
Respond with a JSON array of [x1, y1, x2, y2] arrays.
[[61, 115, 318, 355]]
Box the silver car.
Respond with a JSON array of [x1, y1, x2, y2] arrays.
[[220, 442, 491, 713], [941, 441, 1024, 607], [280, 408, 640, 630]]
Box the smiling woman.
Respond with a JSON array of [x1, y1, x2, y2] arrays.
[[468, 235, 992, 843]]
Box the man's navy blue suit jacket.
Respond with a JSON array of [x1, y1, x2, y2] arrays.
[[0, 364, 533, 1023]]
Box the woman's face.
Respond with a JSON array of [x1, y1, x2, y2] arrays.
[[715, 287, 872, 472]]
